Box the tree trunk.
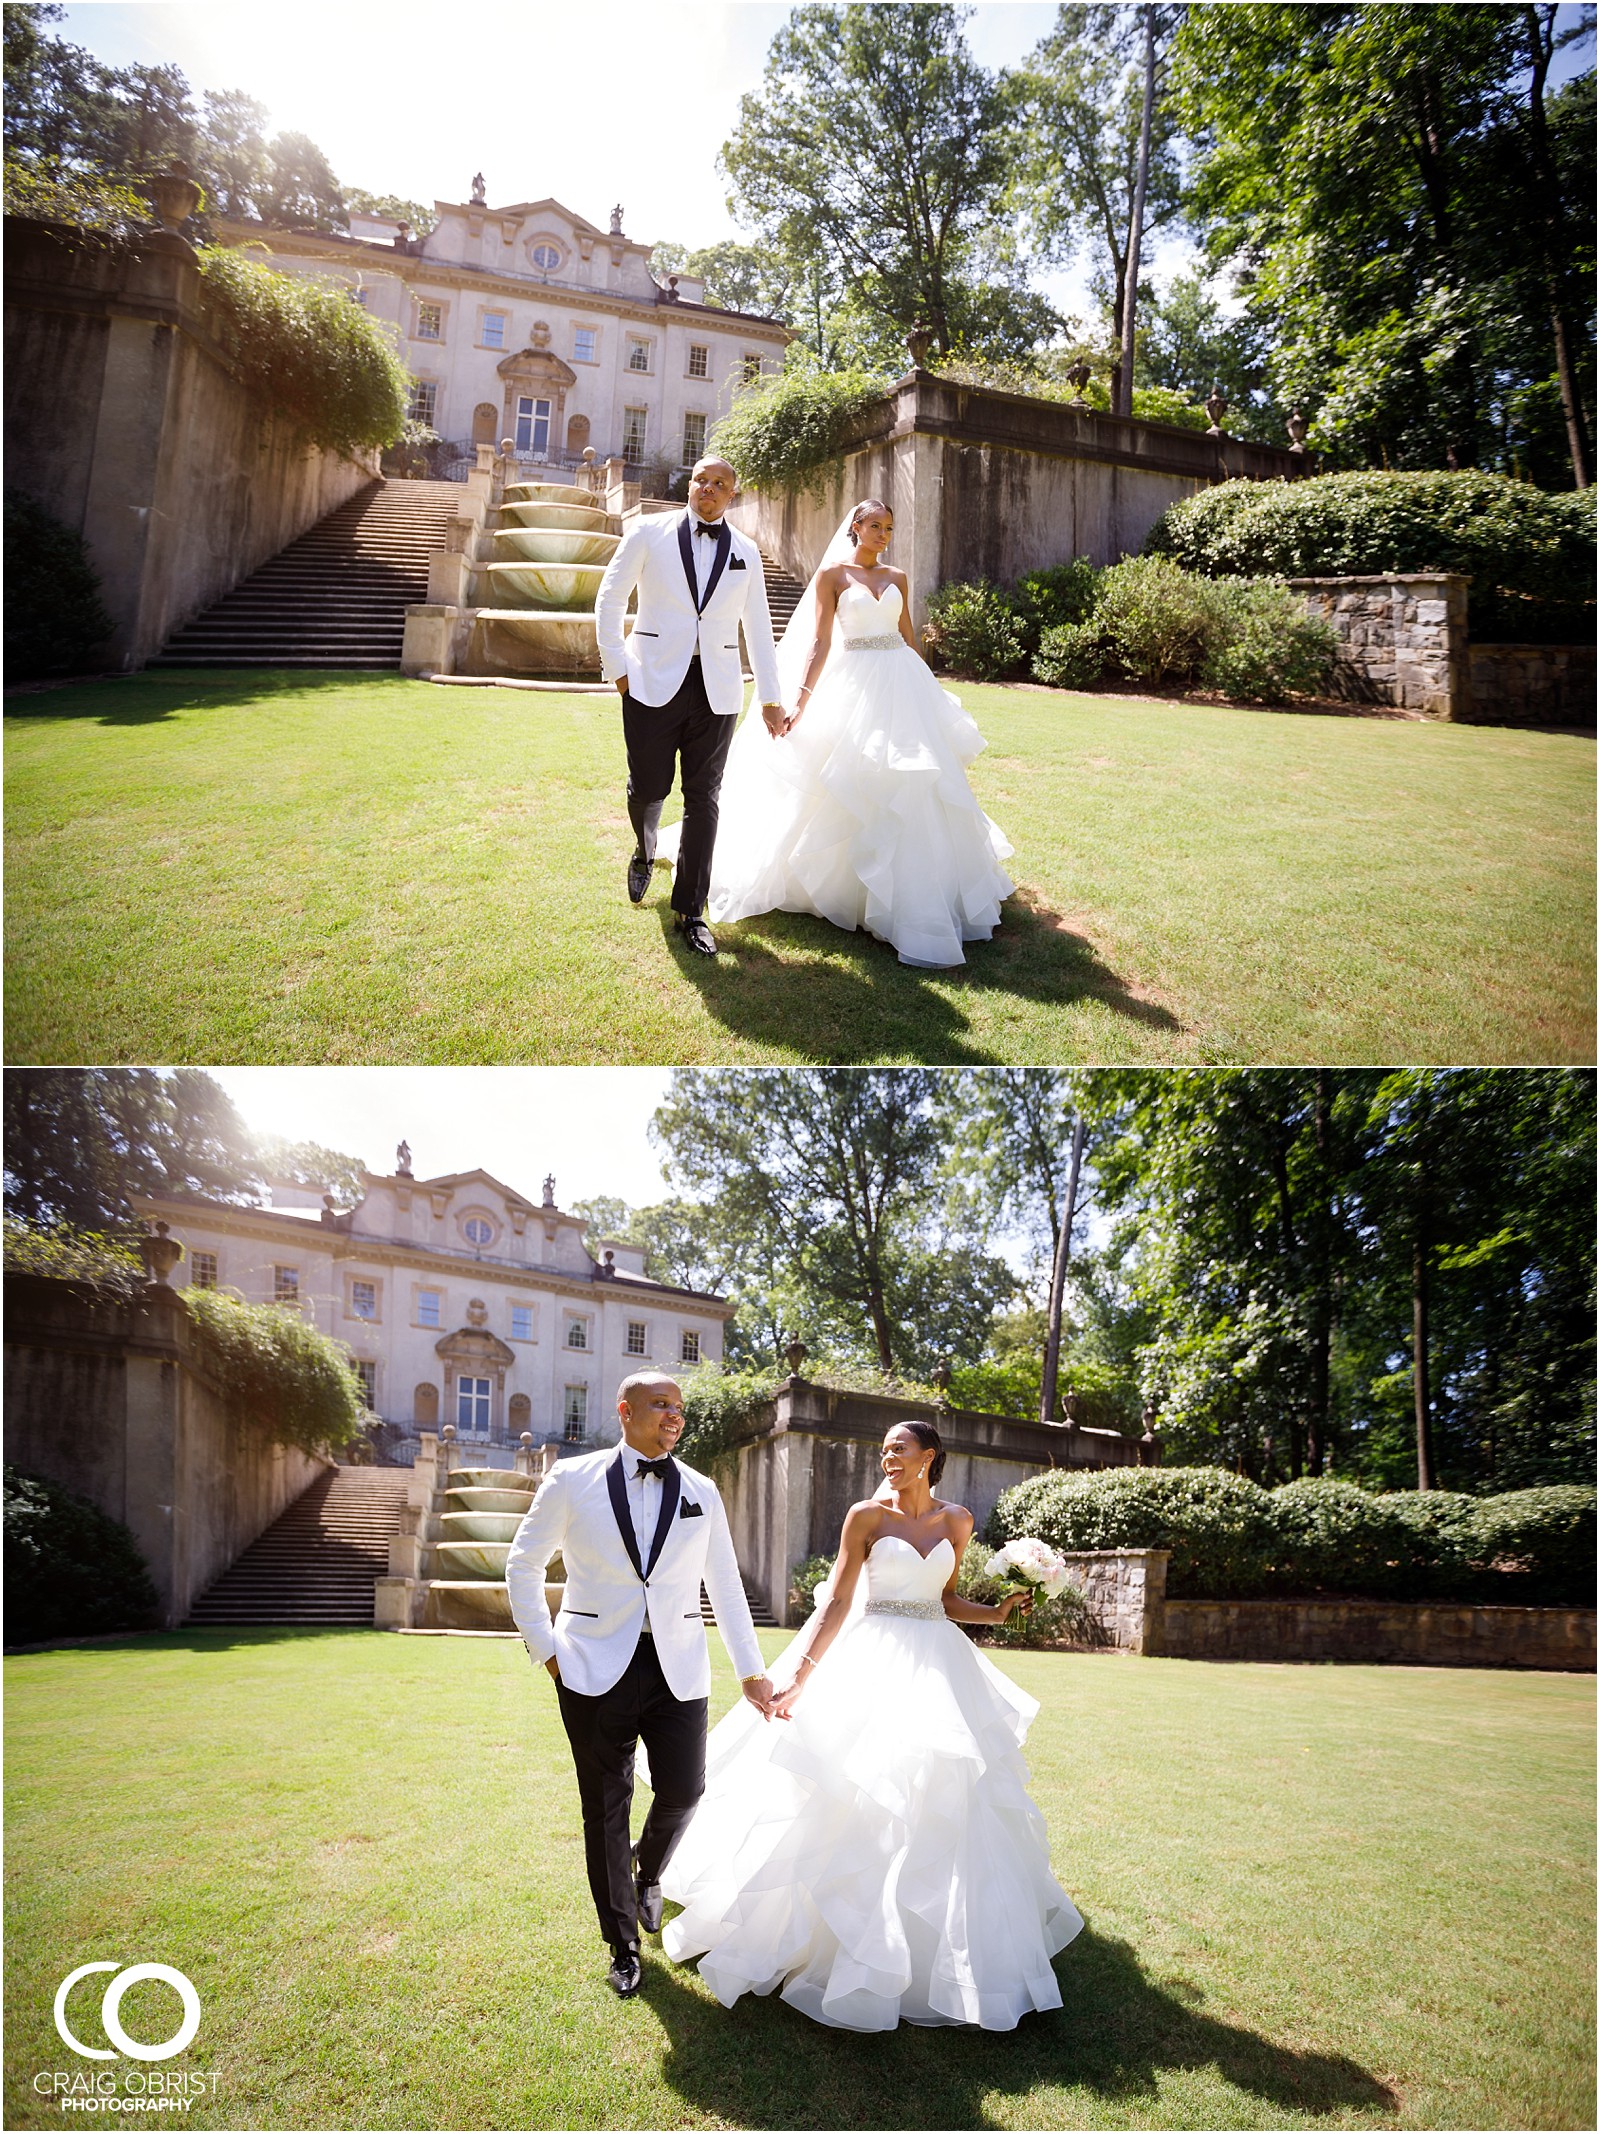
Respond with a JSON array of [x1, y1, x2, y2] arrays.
[[1038, 1113, 1087, 1425], [1117, 6, 1157, 419], [1413, 1226, 1435, 1491], [1520, 9, 1593, 486]]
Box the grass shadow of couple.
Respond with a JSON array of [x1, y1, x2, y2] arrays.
[[661, 888, 1183, 1065], [640, 1920, 1394, 2128]]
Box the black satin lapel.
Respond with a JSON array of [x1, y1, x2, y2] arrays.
[[699, 524, 731, 612], [606, 1451, 645, 1583], [677, 514, 698, 608], [645, 1460, 680, 1578]]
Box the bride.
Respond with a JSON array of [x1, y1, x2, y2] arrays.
[[663, 501, 1015, 968], [659, 1420, 1083, 2031]]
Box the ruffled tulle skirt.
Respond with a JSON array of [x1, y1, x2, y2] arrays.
[[668, 646, 1015, 968], [660, 1611, 1082, 2031]]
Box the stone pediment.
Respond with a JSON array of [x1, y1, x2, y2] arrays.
[[435, 1325, 515, 1371], [497, 345, 577, 391]]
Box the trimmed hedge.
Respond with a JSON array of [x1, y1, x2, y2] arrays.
[[3, 1467, 159, 1645], [986, 1467, 1596, 1606], [1143, 471, 1596, 643]]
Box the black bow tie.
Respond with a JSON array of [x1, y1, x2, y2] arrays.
[[635, 1457, 675, 1480], [693, 519, 721, 539]]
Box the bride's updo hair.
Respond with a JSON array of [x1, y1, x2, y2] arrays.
[[848, 497, 890, 542], [897, 1419, 946, 1486]]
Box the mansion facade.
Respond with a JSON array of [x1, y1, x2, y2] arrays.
[[218, 187, 792, 475], [137, 1159, 730, 1455]]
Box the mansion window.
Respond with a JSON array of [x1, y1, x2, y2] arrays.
[[563, 1384, 588, 1440], [189, 1251, 217, 1291], [510, 1304, 534, 1342], [626, 1320, 648, 1357], [681, 412, 707, 465], [457, 1377, 491, 1434], [622, 406, 648, 461], [416, 1289, 442, 1329], [273, 1265, 299, 1307], [355, 1361, 378, 1410], [514, 395, 551, 456], [350, 1279, 378, 1322], [565, 1316, 589, 1351], [680, 1330, 701, 1365], [687, 343, 708, 379], [415, 302, 443, 341], [408, 381, 437, 426], [626, 337, 653, 373], [572, 326, 598, 363], [529, 241, 561, 272], [481, 311, 507, 349], [741, 352, 761, 384], [463, 1216, 492, 1246]]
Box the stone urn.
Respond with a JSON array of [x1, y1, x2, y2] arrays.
[[139, 1221, 184, 1286], [145, 164, 202, 234], [1205, 384, 1229, 436], [906, 321, 935, 370]]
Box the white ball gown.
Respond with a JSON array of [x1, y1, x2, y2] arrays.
[[668, 581, 1015, 968], [660, 1533, 1083, 2031]]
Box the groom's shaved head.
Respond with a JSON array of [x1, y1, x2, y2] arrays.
[[688, 457, 738, 522], [692, 455, 737, 483]]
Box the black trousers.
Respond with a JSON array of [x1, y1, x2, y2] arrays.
[[622, 660, 737, 918], [555, 1636, 708, 1947]]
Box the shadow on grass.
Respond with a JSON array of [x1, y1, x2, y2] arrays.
[[645, 1925, 1395, 2129], [3, 670, 411, 727], [2, 1627, 384, 1658], [670, 893, 1182, 1063]]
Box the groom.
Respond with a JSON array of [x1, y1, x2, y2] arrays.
[[504, 1372, 775, 1998], [592, 455, 786, 957]]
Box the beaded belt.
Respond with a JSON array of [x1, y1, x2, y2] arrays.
[[842, 633, 905, 651], [864, 1598, 945, 1620]]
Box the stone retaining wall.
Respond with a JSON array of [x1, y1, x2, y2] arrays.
[[3, 1271, 329, 1629], [5, 216, 377, 669], [729, 369, 1305, 629], [1467, 641, 1598, 727], [1288, 573, 1470, 717], [1161, 1597, 1595, 1670]]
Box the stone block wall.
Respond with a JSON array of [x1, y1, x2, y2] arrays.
[[1467, 642, 1597, 728], [1162, 1597, 1595, 1670], [1059, 1550, 1169, 1653], [1289, 573, 1471, 717]]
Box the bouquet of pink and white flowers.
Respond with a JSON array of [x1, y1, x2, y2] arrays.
[[984, 1536, 1073, 1601]]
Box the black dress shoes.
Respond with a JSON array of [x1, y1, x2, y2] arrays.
[[607, 1942, 643, 1997], [674, 912, 717, 957], [627, 852, 652, 904], [634, 1850, 664, 1936]]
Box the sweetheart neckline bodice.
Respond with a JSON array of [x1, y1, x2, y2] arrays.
[[868, 1532, 955, 1566]]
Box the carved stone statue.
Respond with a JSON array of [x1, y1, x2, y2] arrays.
[[471, 172, 486, 204], [609, 203, 624, 235], [467, 1297, 488, 1327], [542, 1173, 556, 1207], [396, 1140, 412, 1176], [530, 320, 551, 349]]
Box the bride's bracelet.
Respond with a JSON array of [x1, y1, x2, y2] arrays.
[[795, 1653, 818, 1672]]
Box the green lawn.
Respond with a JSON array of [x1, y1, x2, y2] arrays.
[[4, 671, 1593, 1064], [4, 1631, 1593, 2131]]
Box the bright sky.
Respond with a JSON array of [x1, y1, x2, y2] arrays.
[[53, 0, 1186, 319], [209, 1067, 676, 1209]]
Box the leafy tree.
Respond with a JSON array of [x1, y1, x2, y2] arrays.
[[652, 1069, 1015, 1379], [195, 89, 269, 219], [1136, 271, 1281, 442], [650, 238, 793, 317], [255, 1137, 367, 1209], [1173, 2, 1596, 483], [720, 4, 1022, 358], [1013, 4, 1187, 409], [344, 188, 436, 236], [258, 130, 346, 231]]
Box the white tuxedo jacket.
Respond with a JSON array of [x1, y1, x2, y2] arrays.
[[593, 511, 783, 719], [503, 1445, 764, 1699]]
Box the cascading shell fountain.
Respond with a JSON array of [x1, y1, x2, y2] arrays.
[[466, 481, 632, 678]]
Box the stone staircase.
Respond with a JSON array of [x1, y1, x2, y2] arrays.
[[151, 479, 459, 668], [378, 1429, 781, 1632], [183, 1465, 411, 1626], [759, 551, 807, 636]]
